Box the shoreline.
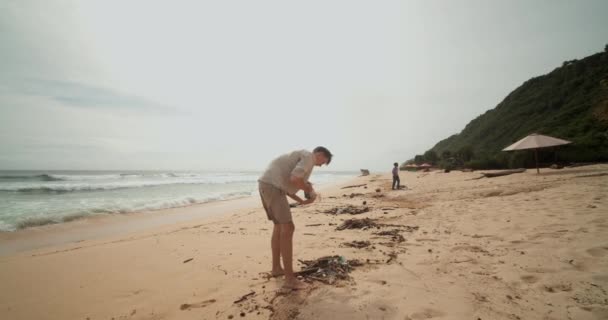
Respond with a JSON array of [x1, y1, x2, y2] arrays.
[[0, 175, 360, 257], [0, 171, 357, 232], [3, 193, 256, 232], [0, 196, 258, 257]]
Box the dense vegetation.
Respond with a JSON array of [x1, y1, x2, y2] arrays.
[[409, 45, 608, 170]]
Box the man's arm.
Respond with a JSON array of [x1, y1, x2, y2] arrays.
[[290, 154, 314, 193], [287, 193, 313, 205], [290, 175, 313, 193]]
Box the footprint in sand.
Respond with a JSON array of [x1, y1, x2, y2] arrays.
[[450, 245, 491, 255], [510, 240, 527, 244], [589, 307, 608, 320], [568, 259, 590, 272], [592, 274, 608, 284], [527, 231, 567, 240], [543, 283, 572, 293], [180, 299, 216, 310], [586, 246, 608, 257], [520, 275, 540, 284], [524, 267, 556, 274], [406, 308, 445, 320]]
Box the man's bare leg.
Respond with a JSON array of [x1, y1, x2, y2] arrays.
[[271, 223, 284, 277], [279, 222, 306, 289]]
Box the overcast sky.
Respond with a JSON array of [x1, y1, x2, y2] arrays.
[[1, 0, 607, 172]]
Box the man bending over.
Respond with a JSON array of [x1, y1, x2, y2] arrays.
[[258, 146, 332, 290]]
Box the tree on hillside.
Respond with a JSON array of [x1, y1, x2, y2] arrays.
[[414, 154, 424, 164], [424, 150, 438, 164], [456, 145, 474, 162], [441, 150, 452, 160]]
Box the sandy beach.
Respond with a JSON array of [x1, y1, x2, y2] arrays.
[[1, 165, 607, 320]]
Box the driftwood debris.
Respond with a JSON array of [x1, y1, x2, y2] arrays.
[[233, 291, 255, 304], [373, 229, 405, 243], [336, 218, 419, 232], [341, 184, 367, 189], [575, 173, 608, 178], [342, 193, 364, 198], [336, 218, 378, 230], [400, 225, 420, 232], [183, 258, 194, 263], [341, 240, 371, 248], [376, 224, 419, 232], [324, 205, 370, 215], [482, 168, 526, 177], [471, 168, 526, 180], [180, 299, 216, 310], [567, 162, 599, 168], [295, 255, 362, 284], [386, 252, 398, 264]]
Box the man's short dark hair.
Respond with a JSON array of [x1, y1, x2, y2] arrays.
[[313, 146, 333, 165], [394, 162, 398, 167]]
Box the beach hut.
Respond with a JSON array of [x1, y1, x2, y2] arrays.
[[418, 163, 432, 172], [502, 133, 572, 174], [403, 164, 418, 172]]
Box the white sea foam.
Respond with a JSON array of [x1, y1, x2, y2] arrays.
[[0, 170, 355, 231]]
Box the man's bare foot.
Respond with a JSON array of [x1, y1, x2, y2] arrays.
[[261, 269, 284, 279], [282, 278, 307, 290], [271, 269, 285, 277]]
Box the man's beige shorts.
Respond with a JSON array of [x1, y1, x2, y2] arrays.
[[258, 182, 292, 224]]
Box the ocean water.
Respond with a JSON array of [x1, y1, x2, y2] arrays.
[[0, 170, 356, 231]]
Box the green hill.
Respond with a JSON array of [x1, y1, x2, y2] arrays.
[[418, 46, 608, 170]]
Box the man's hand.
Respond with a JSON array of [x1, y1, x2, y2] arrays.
[[287, 193, 313, 206], [304, 182, 314, 193], [302, 190, 319, 205], [306, 190, 318, 201], [299, 198, 314, 205], [288, 193, 316, 206]]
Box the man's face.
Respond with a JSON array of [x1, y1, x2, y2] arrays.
[[314, 153, 329, 166]]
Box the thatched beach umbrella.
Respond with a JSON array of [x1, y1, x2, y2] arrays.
[[502, 133, 572, 173]]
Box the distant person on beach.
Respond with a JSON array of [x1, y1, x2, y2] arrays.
[[258, 146, 333, 290], [392, 162, 400, 190]]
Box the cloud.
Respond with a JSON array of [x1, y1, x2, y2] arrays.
[[2, 78, 176, 114]]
